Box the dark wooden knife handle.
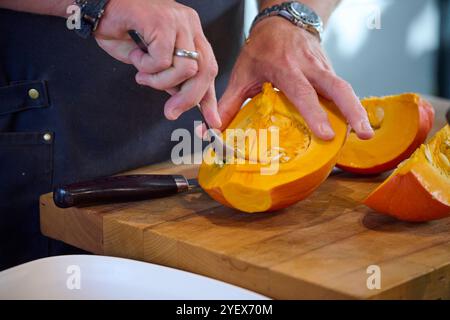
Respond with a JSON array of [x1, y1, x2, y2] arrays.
[[53, 174, 188, 208]]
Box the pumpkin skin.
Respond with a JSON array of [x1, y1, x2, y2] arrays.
[[198, 83, 347, 213], [364, 125, 450, 221], [337, 94, 434, 174]]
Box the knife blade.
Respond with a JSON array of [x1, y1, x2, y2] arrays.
[[53, 174, 198, 208]]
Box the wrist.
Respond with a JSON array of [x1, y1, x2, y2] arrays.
[[250, 15, 317, 42], [54, 0, 75, 17], [71, 0, 111, 39], [258, 1, 339, 25], [251, 1, 324, 42], [259, 1, 284, 10]]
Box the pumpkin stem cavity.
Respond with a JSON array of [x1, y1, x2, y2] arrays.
[[222, 89, 312, 166]]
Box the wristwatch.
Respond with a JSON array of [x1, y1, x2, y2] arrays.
[[250, 1, 324, 41], [74, 0, 109, 39]]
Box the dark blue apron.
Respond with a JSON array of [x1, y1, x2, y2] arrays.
[[0, 0, 244, 270]]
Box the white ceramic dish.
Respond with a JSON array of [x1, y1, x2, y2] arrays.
[[0, 255, 268, 300]]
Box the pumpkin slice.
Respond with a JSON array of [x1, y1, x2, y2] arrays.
[[364, 125, 450, 221], [337, 94, 434, 174], [198, 83, 347, 213]]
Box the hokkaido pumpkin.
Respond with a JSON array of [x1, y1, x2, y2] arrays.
[[364, 125, 450, 221], [337, 94, 434, 174], [198, 83, 347, 213]]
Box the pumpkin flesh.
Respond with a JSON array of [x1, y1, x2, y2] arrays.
[[198, 83, 348, 213], [337, 94, 434, 174], [364, 125, 450, 221]]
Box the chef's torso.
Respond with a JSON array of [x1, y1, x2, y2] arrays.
[[0, 0, 244, 269]]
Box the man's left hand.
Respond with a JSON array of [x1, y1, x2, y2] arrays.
[[217, 18, 374, 141]]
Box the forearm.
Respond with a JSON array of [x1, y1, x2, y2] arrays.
[[258, 0, 341, 24], [0, 0, 73, 17]]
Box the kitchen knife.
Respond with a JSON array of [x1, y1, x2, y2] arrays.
[[53, 174, 198, 208]]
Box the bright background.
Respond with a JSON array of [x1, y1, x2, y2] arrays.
[[244, 0, 440, 98]]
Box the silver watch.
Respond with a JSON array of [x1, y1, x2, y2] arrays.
[[250, 1, 324, 41]]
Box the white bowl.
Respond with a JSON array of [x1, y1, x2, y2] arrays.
[[0, 255, 268, 300]]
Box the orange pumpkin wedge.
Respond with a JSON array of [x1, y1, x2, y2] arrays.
[[364, 125, 450, 221], [198, 83, 347, 213], [337, 94, 434, 174]]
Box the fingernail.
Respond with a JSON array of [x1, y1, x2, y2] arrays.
[[319, 123, 335, 140], [165, 107, 180, 120], [360, 121, 374, 134], [213, 114, 222, 129], [171, 108, 181, 120]]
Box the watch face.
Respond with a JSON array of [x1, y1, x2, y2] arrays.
[[289, 2, 322, 27]]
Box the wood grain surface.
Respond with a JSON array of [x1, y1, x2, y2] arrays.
[[40, 97, 450, 299]]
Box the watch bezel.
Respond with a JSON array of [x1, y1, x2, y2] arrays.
[[286, 2, 322, 28]]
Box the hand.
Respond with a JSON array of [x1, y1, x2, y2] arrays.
[[217, 18, 374, 140], [94, 0, 221, 128]]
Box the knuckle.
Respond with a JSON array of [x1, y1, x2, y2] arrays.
[[182, 62, 199, 78], [207, 61, 219, 79], [294, 82, 315, 98], [332, 77, 352, 91], [155, 57, 172, 71], [189, 7, 200, 21], [302, 50, 317, 65], [184, 6, 200, 21], [279, 51, 294, 68]]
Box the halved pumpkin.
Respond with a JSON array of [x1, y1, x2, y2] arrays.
[[198, 83, 347, 213], [364, 125, 450, 221], [337, 94, 434, 174]]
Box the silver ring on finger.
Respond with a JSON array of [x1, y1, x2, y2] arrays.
[[174, 48, 200, 61]]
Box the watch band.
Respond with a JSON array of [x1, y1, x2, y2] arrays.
[[250, 1, 322, 42], [74, 0, 109, 39]]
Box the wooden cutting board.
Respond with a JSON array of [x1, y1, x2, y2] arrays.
[[40, 97, 450, 299]]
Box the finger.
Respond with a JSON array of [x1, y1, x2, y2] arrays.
[[194, 123, 207, 139], [135, 29, 199, 90], [217, 83, 249, 131], [164, 35, 219, 126], [128, 30, 176, 74], [96, 39, 137, 64], [308, 70, 374, 140], [166, 88, 179, 96], [199, 85, 222, 128], [274, 71, 335, 140]]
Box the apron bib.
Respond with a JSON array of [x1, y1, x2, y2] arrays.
[[0, 0, 244, 269]]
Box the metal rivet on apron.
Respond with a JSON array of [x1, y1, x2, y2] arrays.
[[28, 88, 40, 99], [43, 133, 52, 142]]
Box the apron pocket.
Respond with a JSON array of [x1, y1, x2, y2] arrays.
[[0, 131, 54, 269]]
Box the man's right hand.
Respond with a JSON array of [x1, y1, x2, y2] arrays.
[[94, 0, 221, 128]]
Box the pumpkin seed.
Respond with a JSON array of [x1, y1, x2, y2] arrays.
[[439, 152, 449, 168], [424, 145, 433, 163]]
